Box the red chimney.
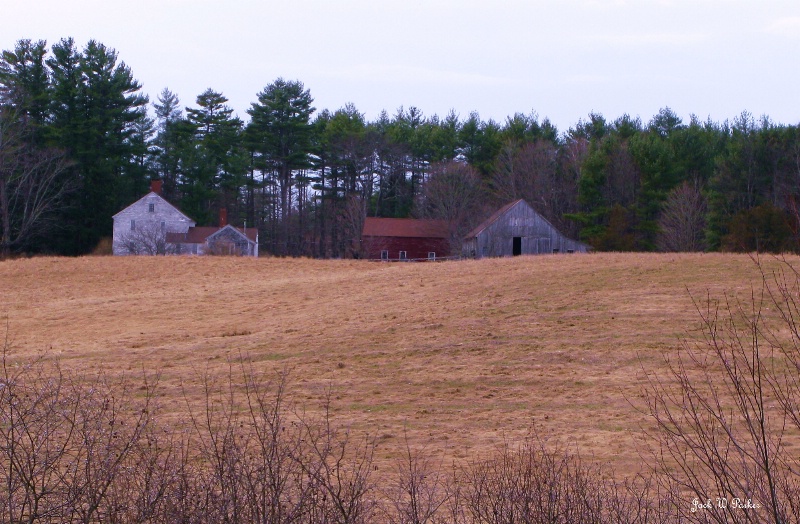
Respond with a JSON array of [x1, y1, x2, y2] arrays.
[[219, 207, 228, 227], [150, 180, 163, 195]]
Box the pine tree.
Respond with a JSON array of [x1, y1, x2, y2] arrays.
[[247, 78, 314, 255], [0, 39, 50, 137], [180, 88, 245, 226], [46, 38, 149, 254], [151, 88, 183, 200]]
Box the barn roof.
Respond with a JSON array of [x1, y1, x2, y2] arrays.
[[464, 199, 526, 239], [166, 225, 257, 244], [362, 218, 449, 238]]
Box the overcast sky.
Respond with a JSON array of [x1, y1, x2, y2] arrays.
[[3, 0, 799, 132]]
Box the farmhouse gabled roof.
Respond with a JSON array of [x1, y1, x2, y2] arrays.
[[112, 191, 194, 223], [166, 225, 257, 244], [362, 217, 449, 238], [464, 199, 526, 239]]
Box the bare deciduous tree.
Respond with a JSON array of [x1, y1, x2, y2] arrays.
[[116, 221, 172, 255], [0, 109, 71, 256], [418, 160, 485, 254], [492, 140, 580, 238], [343, 193, 368, 258], [656, 181, 707, 252]]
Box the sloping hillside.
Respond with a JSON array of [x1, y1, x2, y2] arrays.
[[0, 253, 776, 473]]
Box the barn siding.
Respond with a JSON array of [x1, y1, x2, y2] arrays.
[[464, 200, 588, 258], [363, 236, 450, 260]]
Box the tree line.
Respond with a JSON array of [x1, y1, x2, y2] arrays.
[[2, 37, 800, 257]]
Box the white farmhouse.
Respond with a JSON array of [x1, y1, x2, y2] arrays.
[[112, 181, 258, 256]]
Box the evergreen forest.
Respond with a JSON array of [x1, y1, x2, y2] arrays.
[[2, 38, 799, 257]]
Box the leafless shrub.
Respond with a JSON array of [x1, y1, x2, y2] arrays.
[[294, 391, 378, 523], [604, 473, 684, 524], [0, 341, 158, 523], [184, 362, 377, 524], [382, 436, 452, 524], [0, 328, 689, 524], [458, 435, 605, 524], [642, 257, 800, 523]]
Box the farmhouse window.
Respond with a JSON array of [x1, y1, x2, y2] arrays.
[[148, 203, 155, 213], [130, 219, 135, 231], [399, 251, 407, 260], [428, 252, 436, 260], [161, 221, 166, 231], [380, 250, 388, 260]]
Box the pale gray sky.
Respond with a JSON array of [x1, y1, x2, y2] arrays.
[[3, 0, 799, 132]]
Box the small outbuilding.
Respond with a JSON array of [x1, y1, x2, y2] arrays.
[[463, 199, 589, 258], [165, 224, 258, 256], [361, 218, 451, 260]]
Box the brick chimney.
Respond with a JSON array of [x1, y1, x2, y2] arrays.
[[150, 179, 163, 195], [219, 207, 228, 227]]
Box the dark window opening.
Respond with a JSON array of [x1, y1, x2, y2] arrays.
[[399, 251, 407, 260], [148, 203, 155, 213], [380, 250, 388, 260]]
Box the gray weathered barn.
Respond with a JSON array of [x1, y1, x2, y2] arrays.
[[463, 199, 589, 258]]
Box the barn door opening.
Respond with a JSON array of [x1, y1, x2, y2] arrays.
[[513, 237, 522, 256]]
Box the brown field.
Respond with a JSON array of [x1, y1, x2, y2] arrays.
[[0, 252, 785, 477]]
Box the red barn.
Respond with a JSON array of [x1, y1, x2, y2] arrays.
[[361, 218, 451, 260]]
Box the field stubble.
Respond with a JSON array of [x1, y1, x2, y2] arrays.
[[0, 252, 776, 478]]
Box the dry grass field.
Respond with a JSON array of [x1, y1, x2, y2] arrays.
[[0, 252, 787, 479]]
